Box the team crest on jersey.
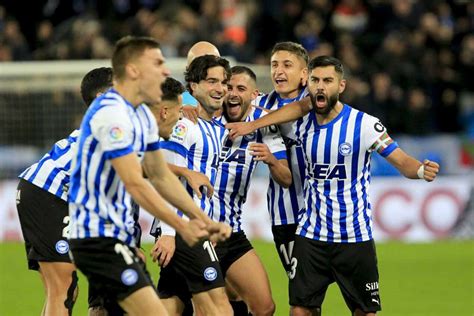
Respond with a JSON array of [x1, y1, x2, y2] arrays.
[[121, 268, 139, 286], [55, 240, 69, 254], [203, 267, 218, 281], [339, 142, 352, 156], [244, 132, 256, 141], [108, 126, 125, 143], [173, 122, 187, 140]]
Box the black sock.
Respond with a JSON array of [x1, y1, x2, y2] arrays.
[[230, 300, 249, 316]]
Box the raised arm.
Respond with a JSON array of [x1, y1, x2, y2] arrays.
[[385, 148, 439, 181], [227, 97, 312, 139], [111, 153, 208, 246]]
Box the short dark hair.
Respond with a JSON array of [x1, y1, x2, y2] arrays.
[[308, 56, 344, 77], [231, 65, 257, 83], [184, 55, 231, 93], [271, 41, 309, 65], [80, 67, 113, 106], [112, 36, 161, 80], [161, 77, 185, 102]]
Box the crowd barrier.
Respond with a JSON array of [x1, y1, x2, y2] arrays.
[[0, 176, 471, 243]]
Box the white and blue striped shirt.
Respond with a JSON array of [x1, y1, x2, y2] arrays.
[[68, 89, 160, 247], [157, 117, 227, 235], [297, 105, 398, 243], [19, 130, 79, 201], [213, 108, 287, 232], [255, 88, 309, 226]]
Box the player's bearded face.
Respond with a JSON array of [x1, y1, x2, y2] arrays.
[[308, 66, 343, 115], [224, 73, 254, 122], [310, 90, 339, 115]]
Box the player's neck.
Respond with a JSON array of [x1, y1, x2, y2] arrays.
[[198, 105, 214, 121], [278, 88, 301, 100], [114, 82, 141, 108], [316, 101, 344, 125]]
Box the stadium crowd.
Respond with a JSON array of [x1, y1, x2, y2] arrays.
[[1, 0, 473, 135]]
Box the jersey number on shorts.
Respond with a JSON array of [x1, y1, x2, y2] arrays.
[[62, 216, 70, 238], [114, 243, 135, 265], [279, 241, 297, 279], [203, 241, 218, 262]]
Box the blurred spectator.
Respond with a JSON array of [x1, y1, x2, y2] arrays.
[[294, 10, 323, 52], [404, 88, 433, 135], [367, 72, 404, 134], [1, 18, 30, 60], [331, 0, 368, 34], [0, 0, 472, 136]]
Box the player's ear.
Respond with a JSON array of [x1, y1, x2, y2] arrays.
[[339, 79, 346, 94], [126, 63, 139, 79], [251, 89, 259, 100], [301, 67, 308, 86], [160, 106, 168, 120], [190, 82, 198, 93]]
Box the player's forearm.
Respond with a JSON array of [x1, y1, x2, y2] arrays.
[[253, 99, 310, 130], [395, 156, 423, 179], [167, 163, 187, 178], [149, 168, 212, 224], [388, 152, 422, 179], [268, 160, 292, 188], [125, 180, 187, 234]]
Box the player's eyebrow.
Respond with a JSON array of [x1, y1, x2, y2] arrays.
[[310, 75, 334, 80]]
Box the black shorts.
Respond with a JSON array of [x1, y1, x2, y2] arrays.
[[289, 236, 381, 313], [88, 284, 125, 315], [272, 223, 298, 276], [16, 179, 71, 270], [69, 237, 154, 302], [157, 234, 225, 300], [214, 231, 253, 276]]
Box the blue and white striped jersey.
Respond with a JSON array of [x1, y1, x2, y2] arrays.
[[19, 129, 79, 201], [255, 88, 309, 226], [157, 117, 227, 235], [213, 108, 287, 232], [68, 89, 160, 247], [297, 104, 398, 243]]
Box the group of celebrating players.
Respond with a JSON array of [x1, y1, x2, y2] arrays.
[[16, 35, 439, 316]]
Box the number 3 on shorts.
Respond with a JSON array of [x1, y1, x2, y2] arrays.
[[279, 241, 298, 279]]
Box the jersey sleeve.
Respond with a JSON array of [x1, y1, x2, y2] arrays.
[[159, 119, 195, 166], [90, 106, 134, 159], [143, 104, 160, 152], [362, 114, 399, 157], [261, 125, 287, 160]]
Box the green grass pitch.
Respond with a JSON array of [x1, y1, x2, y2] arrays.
[[1, 240, 472, 315]]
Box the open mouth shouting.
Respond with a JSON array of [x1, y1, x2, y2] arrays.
[[315, 93, 328, 109], [226, 97, 242, 118]]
